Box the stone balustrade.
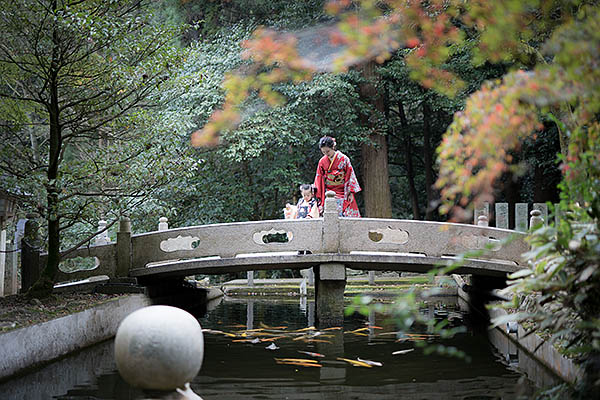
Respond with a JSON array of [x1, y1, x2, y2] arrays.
[[31, 193, 559, 287]]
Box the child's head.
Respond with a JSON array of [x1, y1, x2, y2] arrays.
[[299, 184, 314, 202]]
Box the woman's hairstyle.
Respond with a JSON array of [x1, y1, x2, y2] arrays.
[[319, 136, 336, 149]]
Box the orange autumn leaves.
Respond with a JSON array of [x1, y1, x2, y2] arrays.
[[192, 0, 466, 147], [435, 69, 574, 218]]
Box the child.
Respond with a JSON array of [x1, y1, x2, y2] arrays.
[[295, 184, 319, 219]]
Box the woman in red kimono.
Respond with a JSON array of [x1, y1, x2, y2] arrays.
[[314, 136, 361, 217]]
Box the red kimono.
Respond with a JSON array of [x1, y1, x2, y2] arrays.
[[314, 151, 361, 217]]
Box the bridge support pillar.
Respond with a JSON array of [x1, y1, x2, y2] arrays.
[[315, 263, 346, 328]]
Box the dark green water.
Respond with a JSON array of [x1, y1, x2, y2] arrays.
[[0, 297, 559, 399]]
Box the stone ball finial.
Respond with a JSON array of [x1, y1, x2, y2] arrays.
[[325, 190, 336, 198], [114, 305, 204, 390], [529, 209, 544, 228], [477, 215, 489, 227]]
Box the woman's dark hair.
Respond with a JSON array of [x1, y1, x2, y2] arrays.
[[299, 183, 312, 192], [319, 136, 336, 149]]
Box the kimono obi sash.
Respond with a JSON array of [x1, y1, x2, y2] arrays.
[[325, 170, 345, 186]]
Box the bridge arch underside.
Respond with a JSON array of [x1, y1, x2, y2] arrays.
[[130, 253, 519, 282]]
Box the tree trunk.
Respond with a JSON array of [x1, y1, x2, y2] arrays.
[[359, 61, 392, 218], [398, 100, 421, 220], [28, 6, 61, 298], [422, 101, 435, 220]]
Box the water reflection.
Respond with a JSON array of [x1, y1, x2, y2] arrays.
[[0, 296, 561, 399]]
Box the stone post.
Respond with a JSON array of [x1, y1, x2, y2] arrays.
[[529, 209, 544, 230], [0, 224, 5, 296], [158, 217, 168, 231], [495, 203, 509, 229], [9, 219, 25, 295], [533, 203, 548, 226], [322, 191, 339, 253], [95, 220, 110, 245], [368, 271, 375, 285], [474, 202, 490, 225], [515, 203, 529, 232], [247, 270, 254, 287], [554, 203, 563, 227], [21, 214, 40, 292], [477, 215, 489, 227], [116, 217, 132, 277], [316, 190, 346, 328]]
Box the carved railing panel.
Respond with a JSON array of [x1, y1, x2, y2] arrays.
[[40, 243, 118, 282], [338, 218, 527, 264], [131, 218, 322, 268]]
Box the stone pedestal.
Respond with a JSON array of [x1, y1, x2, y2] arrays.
[[315, 263, 346, 328], [21, 215, 40, 292]]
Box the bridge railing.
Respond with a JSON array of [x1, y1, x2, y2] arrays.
[[131, 218, 323, 268], [43, 191, 547, 284]]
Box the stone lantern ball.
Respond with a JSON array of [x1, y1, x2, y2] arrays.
[[114, 305, 204, 390]]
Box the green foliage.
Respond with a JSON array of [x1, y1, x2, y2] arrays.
[[496, 123, 600, 395], [0, 0, 189, 277]]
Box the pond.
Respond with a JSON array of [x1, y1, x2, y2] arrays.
[[0, 296, 560, 399]]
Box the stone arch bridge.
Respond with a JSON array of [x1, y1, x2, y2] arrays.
[[46, 192, 530, 324]]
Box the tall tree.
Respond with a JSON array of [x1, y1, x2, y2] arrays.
[[0, 0, 184, 296], [359, 61, 393, 218]]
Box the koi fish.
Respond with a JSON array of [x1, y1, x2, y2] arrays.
[[392, 349, 415, 355], [357, 358, 383, 367], [298, 350, 325, 358], [201, 329, 223, 334], [260, 322, 288, 330], [276, 361, 322, 368], [274, 358, 319, 363], [346, 327, 369, 334], [260, 336, 288, 342], [305, 339, 332, 344], [336, 357, 373, 368], [295, 326, 317, 332]]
